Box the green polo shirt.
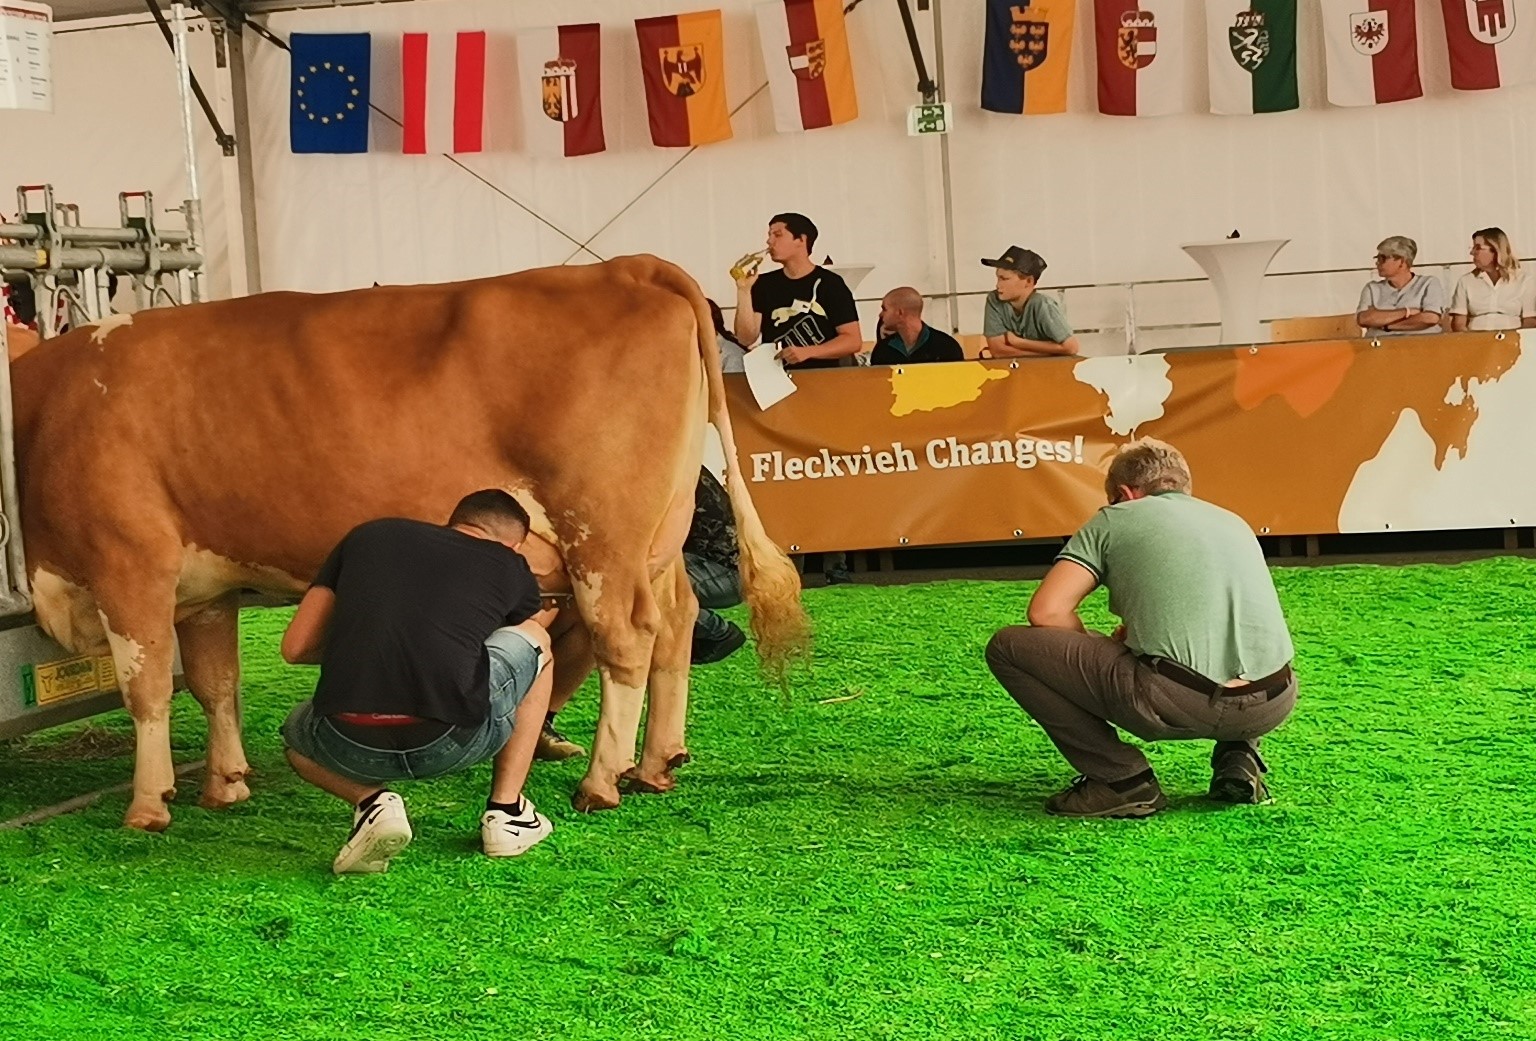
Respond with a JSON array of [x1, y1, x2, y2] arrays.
[[1057, 492, 1294, 682], [982, 290, 1074, 345]]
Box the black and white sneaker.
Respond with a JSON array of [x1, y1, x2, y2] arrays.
[[481, 798, 553, 858], [332, 791, 413, 875]]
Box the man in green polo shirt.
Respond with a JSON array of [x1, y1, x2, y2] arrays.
[[985, 438, 1297, 818], [980, 245, 1080, 358]]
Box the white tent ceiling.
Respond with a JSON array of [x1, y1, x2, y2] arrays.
[[49, 0, 404, 22]]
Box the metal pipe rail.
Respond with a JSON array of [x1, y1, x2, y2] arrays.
[[0, 245, 203, 273]]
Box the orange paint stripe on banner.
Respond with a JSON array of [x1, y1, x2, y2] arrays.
[[675, 9, 733, 144], [812, 0, 859, 124]]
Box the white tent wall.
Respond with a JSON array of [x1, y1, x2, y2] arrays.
[[244, 0, 928, 335], [0, 15, 234, 302], [239, 0, 1536, 349]]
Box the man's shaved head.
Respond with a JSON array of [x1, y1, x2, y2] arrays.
[[882, 286, 925, 314]]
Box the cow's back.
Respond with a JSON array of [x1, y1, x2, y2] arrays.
[[13, 256, 705, 592]]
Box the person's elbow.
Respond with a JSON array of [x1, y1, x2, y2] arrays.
[[1058, 335, 1081, 356], [279, 632, 312, 665], [1355, 310, 1373, 328], [1026, 599, 1071, 628]]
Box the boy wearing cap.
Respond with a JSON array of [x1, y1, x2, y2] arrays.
[[980, 246, 1080, 359], [1356, 235, 1445, 336]]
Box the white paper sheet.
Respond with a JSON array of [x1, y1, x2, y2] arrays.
[[742, 344, 797, 411]]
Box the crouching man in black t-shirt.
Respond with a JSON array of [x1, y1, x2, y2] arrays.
[[279, 490, 557, 874]]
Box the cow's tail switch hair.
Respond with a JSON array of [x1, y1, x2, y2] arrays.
[[684, 272, 811, 686]]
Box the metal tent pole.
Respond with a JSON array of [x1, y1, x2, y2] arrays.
[[171, 3, 206, 303]]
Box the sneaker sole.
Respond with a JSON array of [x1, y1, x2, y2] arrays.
[[483, 822, 552, 858], [333, 827, 412, 874], [1046, 793, 1169, 819], [1208, 777, 1270, 804]]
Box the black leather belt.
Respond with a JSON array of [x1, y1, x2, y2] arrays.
[[1136, 655, 1293, 701]]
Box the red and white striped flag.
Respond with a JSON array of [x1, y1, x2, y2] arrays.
[[401, 30, 487, 154]]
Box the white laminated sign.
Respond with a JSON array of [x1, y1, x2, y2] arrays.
[[0, 2, 52, 112]]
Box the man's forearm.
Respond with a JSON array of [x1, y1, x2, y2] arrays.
[[734, 295, 761, 346], [1027, 609, 1086, 633], [1004, 332, 1075, 356], [802, 330, 865, 360], [1387, 312, 1442, 331]]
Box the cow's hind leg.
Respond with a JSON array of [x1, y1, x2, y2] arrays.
[[176, 593, 251, 809], [572, 569, 659, 813], [629, 556, 696, 794], [94, 573, 181, 831]]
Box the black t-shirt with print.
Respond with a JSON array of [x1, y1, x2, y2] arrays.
[[750, 266, 859, 369], [311, 518, 542, 726]]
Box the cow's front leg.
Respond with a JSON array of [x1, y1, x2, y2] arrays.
[[631, 556, 696, 794], [176, 594, 251, 809]]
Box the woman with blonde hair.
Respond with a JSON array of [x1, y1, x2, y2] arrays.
[[1449, 227, 1535, 331]]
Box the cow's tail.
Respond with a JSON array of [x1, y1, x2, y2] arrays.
[[671, 263, 812, 685]]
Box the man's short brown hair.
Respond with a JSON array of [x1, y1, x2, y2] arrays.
[[1105, 438, 1192, 499], [448, 489, 532, 537]]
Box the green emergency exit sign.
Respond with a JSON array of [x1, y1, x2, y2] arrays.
[[907, 103, 952, 136]]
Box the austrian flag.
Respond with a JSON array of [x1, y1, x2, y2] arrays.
[[755, 0, 859, 133], [401, 30, 486, 154]]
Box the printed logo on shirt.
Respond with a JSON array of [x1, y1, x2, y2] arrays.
[[770, 277, 832, 348]]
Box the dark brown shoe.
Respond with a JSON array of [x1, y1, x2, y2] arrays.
[[1044, 775, 1167, 818], [1209, 748, 1270, 803], [534, 722, 586, 762]]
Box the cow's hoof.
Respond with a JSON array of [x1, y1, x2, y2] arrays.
[[571, 783, 622, 813], [199, 775, 251, 810], [123, 802, 172, 832]]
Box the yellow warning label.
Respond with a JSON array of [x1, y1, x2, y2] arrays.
[[31, 654, 118, 705]]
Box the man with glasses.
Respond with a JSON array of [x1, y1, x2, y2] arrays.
[[1355, 236, 1445, 336]]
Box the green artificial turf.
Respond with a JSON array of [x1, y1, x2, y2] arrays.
[[2, 558, 1535, 1040]]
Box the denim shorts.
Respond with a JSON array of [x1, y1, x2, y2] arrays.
[[281, 627, 545, 785]]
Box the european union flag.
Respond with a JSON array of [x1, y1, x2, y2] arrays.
[[290, 33, 371, 154]]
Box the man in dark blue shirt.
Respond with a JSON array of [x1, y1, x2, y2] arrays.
[[280, 489, 558, 874], [871, 287, 963, 365]]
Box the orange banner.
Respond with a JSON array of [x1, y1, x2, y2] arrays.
[[725, 333, 1525, 553]]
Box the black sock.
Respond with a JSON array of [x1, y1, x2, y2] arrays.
[[543, 712, 559, 728], [356, 789, 390, 814], [1108, 769, 1156, 793], [486, 797, 525, 818]]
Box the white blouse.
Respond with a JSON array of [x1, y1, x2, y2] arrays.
[[1449, 268, 1535, 330]]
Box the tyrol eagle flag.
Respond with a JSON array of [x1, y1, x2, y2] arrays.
[[1439, 0, 1536, 90], [635, 10, 734, 147], [981, 0, 1075, 115], [1206, 0, 1299, 114], [755, 0, 859, 133], [516, 23, 606, 157], [1321, 0, 1423, 107], [1094, 0, 1187, 116]]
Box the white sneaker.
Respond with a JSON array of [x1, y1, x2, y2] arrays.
[[332, 791, 413, 875], [481, 798, 553, 858]]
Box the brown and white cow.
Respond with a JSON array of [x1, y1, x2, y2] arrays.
[[10, 255, 810, 830]]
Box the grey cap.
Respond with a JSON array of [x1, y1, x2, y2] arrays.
[[1376, 235, 1417, 263]]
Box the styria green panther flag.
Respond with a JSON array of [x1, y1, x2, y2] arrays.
[[1206, 0, 1298, 113]]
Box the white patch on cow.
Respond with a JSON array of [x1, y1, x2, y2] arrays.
[[505, 485, 559, 544], [85, 312, 134, 343], [92, 378, 107, 395], [98, 609, 146, 684], [572, 571, 605, 610], [558, 510, 592, 544], [176, 546, 306, 613], [30, 567, 108, 655]]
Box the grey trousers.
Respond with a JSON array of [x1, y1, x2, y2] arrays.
[[985, 626, 1298, 783]]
